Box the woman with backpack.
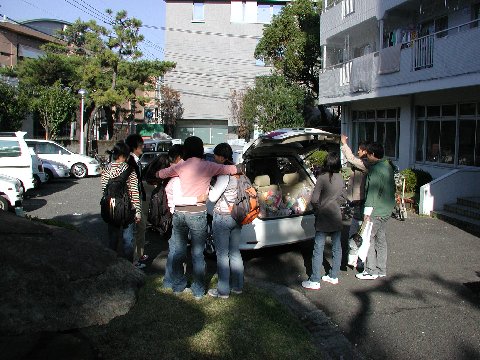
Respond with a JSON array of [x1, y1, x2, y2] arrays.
[[207, 143, 243, 299], [101, 141, 141, 263], [302, 151, 346, 290]]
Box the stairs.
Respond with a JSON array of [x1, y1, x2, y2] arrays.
[[432, 197, 480, 237]]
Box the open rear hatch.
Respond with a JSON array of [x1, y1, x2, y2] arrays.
[[242, 128, 340, 219]]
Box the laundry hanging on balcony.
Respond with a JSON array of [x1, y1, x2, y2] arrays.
[[350, 53, 374, 93], [378, 44, 402, 75]]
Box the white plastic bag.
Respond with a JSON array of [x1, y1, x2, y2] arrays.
[[357, 220, 373, 262]]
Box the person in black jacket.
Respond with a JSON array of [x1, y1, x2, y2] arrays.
[[125, 134, 148, 269]]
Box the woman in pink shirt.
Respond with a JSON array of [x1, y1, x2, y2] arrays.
[[156, 136, 239, 299]]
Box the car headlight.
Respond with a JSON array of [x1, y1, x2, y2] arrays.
[[52, 164, 69, 170]]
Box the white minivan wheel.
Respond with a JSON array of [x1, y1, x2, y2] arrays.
[[0, 196, 9, 211]]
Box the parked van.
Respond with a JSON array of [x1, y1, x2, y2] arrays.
[[202, 128, 340, 251], [0, 132, 35, 191]]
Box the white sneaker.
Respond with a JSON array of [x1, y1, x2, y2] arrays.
[[207, 288, 229, 299], [356, 271, 378, 280], [321, 275, 339, 285], [301, 280, 321, 290]]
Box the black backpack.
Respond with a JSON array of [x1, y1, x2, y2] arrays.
[[148, 180, 172, 238], [100, 166, 135, 228]]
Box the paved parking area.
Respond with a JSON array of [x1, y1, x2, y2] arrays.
[[22, 177, 480, 359]]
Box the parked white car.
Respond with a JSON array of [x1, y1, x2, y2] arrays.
[[238, 128, 340, 250], [0, 132, 35, 191], [0, 174, 23, 211], [26, 139, 101, 178]]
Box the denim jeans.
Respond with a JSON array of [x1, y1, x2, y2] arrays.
[[108, 222, 135, 262], [212, 212, 243, 296], [365, 216, 389, 276], [310, 230, 342, 281], [163, 228, 175, 289], [171, 211, 207, 297], [133, 200, 147, 263]]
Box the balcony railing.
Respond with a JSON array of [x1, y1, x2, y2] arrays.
[[318, 18, 480, 100], [412, 18, 479, 71], [323, 18, 480, 73]]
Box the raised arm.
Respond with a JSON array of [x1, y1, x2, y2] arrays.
[[341, 134, 367, 172]]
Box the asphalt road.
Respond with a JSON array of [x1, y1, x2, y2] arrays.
[[23, 176, 480, 360]]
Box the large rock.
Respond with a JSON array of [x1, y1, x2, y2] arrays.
[[0, 211, 145, 335]]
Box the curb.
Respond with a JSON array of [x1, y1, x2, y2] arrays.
[[248, 277, 365, 360]]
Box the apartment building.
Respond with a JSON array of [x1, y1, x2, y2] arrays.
[[0, 17, 64, 67], [164, 0, 289, 144], [319, 0, 480, 214]]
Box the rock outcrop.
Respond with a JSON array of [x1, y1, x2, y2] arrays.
[[0, 210, 145, 335]]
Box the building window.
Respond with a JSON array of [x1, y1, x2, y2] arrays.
[[257, 3, 285, 24], [416, 103, 480, 167], [257, 4, 271, 23], [342, 0, 355, 18], [193, 2, 204, 22], [352, 108, 400, 159], [231, 1, 260, 23]]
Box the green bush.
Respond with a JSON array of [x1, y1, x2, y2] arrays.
[[306, 150, 328, 168], [400, 168, 433, 193]]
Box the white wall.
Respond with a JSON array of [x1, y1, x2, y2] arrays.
[[420, 169, 480, 215]]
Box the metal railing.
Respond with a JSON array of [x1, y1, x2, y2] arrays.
[[322, 18, 480, 73]]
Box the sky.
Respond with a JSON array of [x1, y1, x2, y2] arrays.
[[0, 0, 166, 60]]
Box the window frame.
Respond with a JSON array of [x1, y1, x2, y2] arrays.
[[415, 103, 480, 167], [352, 108, 400, 159]]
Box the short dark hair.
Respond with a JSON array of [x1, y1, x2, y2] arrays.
[[183, 136, 204, 159], [213, 143, 233, 164], [168, 144, 184, 163], [108, 141, 130, 161], [358, 140, 370, 151], [366, 142, 384, 159], [322, 151, 341, 174], [125, 134, 144, 152]]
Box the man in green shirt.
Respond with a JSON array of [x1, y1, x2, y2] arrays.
[[356, 142, 396, 280]]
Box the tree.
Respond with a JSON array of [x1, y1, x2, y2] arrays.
[[230, 89, 250, 140], [0, 80, 28, 132], [160, 85, 183, 137], [16, 9, 175, 144], [30, 82, 77, 140], [254, 0, 321, 97], [239, 75, 311, 134]]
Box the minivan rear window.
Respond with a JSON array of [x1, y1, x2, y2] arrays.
[[0, 140, 21, 157]]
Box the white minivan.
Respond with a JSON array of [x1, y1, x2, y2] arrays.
[[0, 132, 35, 191], [26, 139, 101, 178], [204, 128, 340, 250]]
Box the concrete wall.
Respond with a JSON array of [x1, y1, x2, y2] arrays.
[[420, 169, 480, 215]]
